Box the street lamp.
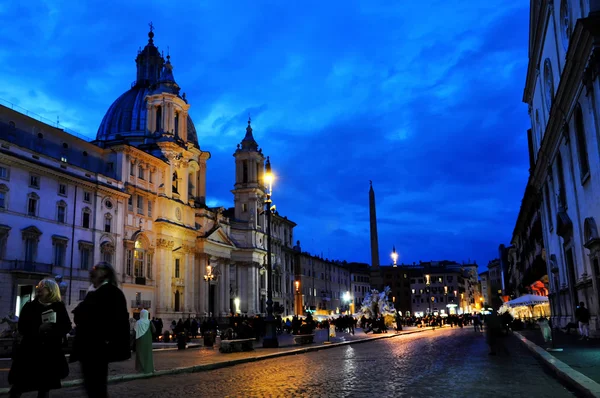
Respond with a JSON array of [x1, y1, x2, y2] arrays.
[[391, 246, 398, 267], [262, 157, 279, 348], [343, 291, 351, 315]]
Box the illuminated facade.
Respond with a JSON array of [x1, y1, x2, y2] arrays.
[[0, 28, 300, 323], [522, 0, 600, 333]]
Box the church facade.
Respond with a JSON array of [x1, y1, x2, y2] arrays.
[[0, 28, 300, 323]]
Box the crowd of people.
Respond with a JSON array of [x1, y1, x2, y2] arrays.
[[7, 262, 138, 398], [4, 260, 526, 398]]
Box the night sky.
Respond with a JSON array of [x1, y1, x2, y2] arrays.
[[0, 1, 531, 270]]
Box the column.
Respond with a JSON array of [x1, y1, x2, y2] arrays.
[[239, 263, 247, 313], [190, 250, 196, 315], [185, 249, 192, 314], [218, 259, 226, 316], [224, 263, 231, 315], [164, 249, 172, 312]]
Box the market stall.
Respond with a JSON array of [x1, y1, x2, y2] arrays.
[[499, 294, 549, 319]]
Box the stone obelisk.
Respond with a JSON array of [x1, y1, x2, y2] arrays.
[[369, 181, 380, 269]]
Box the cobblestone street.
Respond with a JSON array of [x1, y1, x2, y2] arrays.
[[38, 328, 576, 398]]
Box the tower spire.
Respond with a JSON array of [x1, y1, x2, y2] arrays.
[[238, 116, 259, 151], [369, 181, 380, 269]]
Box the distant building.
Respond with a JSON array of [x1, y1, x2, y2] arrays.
[[347, 262, 371, 312], [479, 271, 491, 306]]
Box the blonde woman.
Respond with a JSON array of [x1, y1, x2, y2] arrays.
[[134, 309, 155, 373], [8, 278, 72, 398]]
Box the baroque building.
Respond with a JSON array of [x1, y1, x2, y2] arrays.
[[523, 0, 600, 333], [0, 27, 300, 323]]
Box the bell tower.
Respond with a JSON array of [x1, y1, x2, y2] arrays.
[[232, 118, 266, 224]]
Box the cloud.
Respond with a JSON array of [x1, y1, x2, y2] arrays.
[[0, 0, 532, 270]]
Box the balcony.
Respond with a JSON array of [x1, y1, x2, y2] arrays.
[[1, 260, 53, 274], [131, 300, 151, 309], [135, 277, 146, 285], [172, 278, 185, 287]]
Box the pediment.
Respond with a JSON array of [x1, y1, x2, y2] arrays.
[[21, 225, 42, 237], [204, 226, 236, 248]]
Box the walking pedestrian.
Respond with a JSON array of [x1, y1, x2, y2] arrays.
[[576, 302, 590, 340], [8, 278, 72, 398], [72, 262, 131, 398], [134, 309, 155, 373]]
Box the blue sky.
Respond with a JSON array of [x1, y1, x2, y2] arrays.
[[0, 1, 531, 270]]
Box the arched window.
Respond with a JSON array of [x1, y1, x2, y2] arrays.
[[544, 59, 555, 112], [172, 171, 179, 194], [188, 171, 195, 197], [174, 112, 179, 137], [242, 160, 248, 183], [156, 106, 162, 132], [104, 214, 112, 233], [57, 200, 67, 223], [574, 105, 590, 178], [82, 207, 91, 229], [560, 0, 571, 49], [101, 241, 115, 267], [134, 238, 145, 278], [27, 192, 39, 217]]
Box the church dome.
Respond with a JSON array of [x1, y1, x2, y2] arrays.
[[95, 27, 199, 148]]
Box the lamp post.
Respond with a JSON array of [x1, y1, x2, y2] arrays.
[[391, 246, 398, 267], [453, 290, 457, 315], [425, 274, 431, 316], [295, 280, 302, 316], [262, 157, 279, 348], [203, 263, 215, 316]]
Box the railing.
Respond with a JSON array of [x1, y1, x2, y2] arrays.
[[131, 300, 151, 309], [0, 260, 53, 274], [0, 97, 92, 142]]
